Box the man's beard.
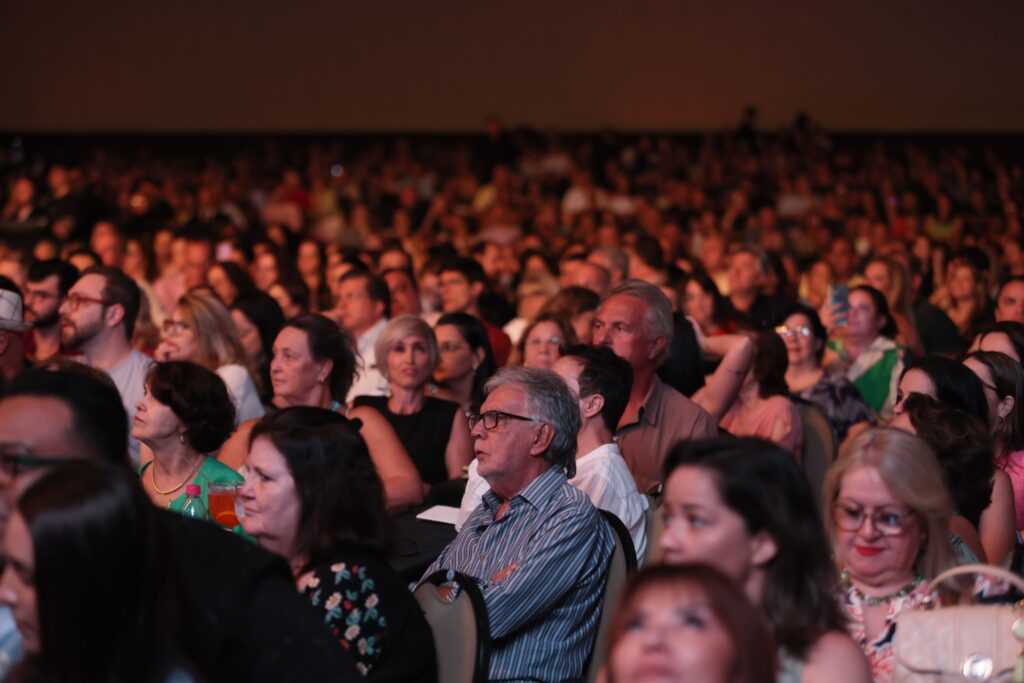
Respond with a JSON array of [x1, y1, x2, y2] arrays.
[[60, 318, 99, 349], [29, 309, 59, 330]]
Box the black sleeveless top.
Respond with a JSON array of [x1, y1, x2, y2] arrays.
[[353, 395, 459, 484]]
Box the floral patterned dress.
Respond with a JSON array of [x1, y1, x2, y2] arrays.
[[299, 556, 391, 676]]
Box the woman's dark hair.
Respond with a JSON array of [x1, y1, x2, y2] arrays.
[[283, 314, 357, 402], [779, 303, 827, 361], [249, 407, 391, 571], [753, 330, 789, 399], [15, 462, 202, 682], [435, 312, 497, 412], [902, 393, 994, 528], [965, 350, 1024, 456], [683, 269, 732, 331], [974, 321, 1024, 364], [147, 361, 236, 453], [608, 564, 775, 683], [850, 284, 898, 339], [899, 355, 988, 422], [232, 292, 286, 364], [211, 260, 257, 304], [662, 436, 845, 659]]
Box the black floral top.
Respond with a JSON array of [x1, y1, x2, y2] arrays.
[[796, 372, 875, 442], [299, 552, 436, 679]]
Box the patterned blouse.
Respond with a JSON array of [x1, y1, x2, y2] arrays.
[[796, 371, 875, 443], [300, 557, 390, 676]]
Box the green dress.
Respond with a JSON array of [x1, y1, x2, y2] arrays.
[[139, 457, 243, 513]]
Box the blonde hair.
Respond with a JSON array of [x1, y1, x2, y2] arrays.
[[823, 428, 959, 584], [374, 315, 438, 382], [175, 291, 247, 371]]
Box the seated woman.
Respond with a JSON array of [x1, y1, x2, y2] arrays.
[[711, 331, 803, 456], [963, 350, 1024, 530], [780, 304, 874, 443], [428, 312, 498, 412], [538, 285, 601, 345], [230, 292, 286, 405], [240, 407, 435, 679], [968, 320, 1024, 362], [930, 258, 990, 341], [157, 291, 265, 424], [354, 315, 473, 485], [0, 462, 207, 682], [681, 269, 735, 337], [134, 361, 242, 514], [890, 394, 1010, 563], [607, 564, 775, 683], [660, 436, 871, 683], [513, 312, 577, 370], [219, 314, 423, 511], [823, 285, 905, 420], [823, 428, 983, 682]]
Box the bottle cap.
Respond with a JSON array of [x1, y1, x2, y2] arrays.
[[185, 484, 201, 497]]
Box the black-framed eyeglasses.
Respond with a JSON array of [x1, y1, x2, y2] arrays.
[[831, 501, 917, 536], [63, 293, 109, 311], [466, 410, 544, 431]]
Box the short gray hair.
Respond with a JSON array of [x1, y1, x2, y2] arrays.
[[607, 279, 675, 365], [484, 366, 580, 477], [374, 315, 438, 381]]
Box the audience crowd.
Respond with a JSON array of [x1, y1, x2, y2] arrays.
[[0, 116, 1022, 682]]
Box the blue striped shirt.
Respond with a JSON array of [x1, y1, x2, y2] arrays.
[[418, 466, 614, 682]]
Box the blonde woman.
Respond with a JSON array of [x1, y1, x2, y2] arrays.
[[354, 315, 473, 484], [157, 291, 265, 424]]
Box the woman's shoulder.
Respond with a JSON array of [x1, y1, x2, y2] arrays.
[[202, 457, 243, 482], [802, 631, 872, 683]]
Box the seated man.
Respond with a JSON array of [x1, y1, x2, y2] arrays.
[[418, 367, 614, 681], [458, 345, 647, 562], [0, 367, 360, 682]]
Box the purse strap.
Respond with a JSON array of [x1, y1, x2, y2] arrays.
[[924, 563, 1024, 596]]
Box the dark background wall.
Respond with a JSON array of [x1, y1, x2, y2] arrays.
[[2, 0, 1022, 133]]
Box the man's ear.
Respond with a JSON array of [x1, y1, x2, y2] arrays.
[[529, 423, 556, 457], [581, 393, 604, 421], [318, 359, 334, 385], [647, 335, 668, 362], [105, 303, 126, 330], [470, 281, 485, 301]]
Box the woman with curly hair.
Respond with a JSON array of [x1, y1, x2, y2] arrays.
[[133, 361, 241, 515]]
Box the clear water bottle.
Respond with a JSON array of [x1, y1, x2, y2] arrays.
[[181, 484, 207, 521]]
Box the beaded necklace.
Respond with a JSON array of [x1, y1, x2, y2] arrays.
[[840, 569, 924, 606]]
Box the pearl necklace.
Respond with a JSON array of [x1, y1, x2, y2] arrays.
[[840, 569, 924, 606]]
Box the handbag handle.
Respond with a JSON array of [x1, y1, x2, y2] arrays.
[[924, 563, 1024, 596]]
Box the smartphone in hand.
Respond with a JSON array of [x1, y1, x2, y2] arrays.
[[828, 284, 849, 326]]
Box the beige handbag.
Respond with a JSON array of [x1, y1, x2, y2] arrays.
[[892, 564, 1024, 682]]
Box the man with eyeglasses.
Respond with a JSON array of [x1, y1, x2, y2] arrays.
[[58, 265, 152, 464], [22, 259, 78, 363], [0, 368, 361, 681], [416, 366, 614, 682]]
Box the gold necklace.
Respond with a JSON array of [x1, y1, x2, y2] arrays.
[[150, 455, 204, 496]]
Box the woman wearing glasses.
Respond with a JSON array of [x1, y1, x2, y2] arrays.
[[779, 304, 874, 442], [513, 312, 577, 370], [824, 428, 970, 682], [156, 291, 265, 424]]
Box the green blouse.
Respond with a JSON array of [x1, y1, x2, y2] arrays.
[[139, 457, 244, 514]]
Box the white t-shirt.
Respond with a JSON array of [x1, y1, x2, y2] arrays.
[[216, 364, 266, 425], [104, 349, 153, 465], [457, 441, 648, 563], [346, 317, 390, 403]]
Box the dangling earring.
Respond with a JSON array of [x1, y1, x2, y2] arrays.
[[179, 432, 185, 444]]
